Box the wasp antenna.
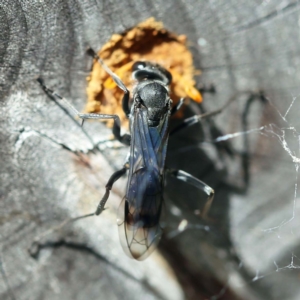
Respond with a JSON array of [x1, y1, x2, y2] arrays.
[[87, 47, 128, 93]]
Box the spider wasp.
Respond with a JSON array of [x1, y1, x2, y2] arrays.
[[37, 48, 217, 260]]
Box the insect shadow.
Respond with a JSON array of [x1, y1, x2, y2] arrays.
[[34, 48, 267, 261]]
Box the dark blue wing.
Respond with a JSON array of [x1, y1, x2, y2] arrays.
[[117, 107, 170, 260]]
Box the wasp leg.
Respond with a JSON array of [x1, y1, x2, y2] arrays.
[[37, 78, 95, 146], [171, 98, 185, 116], [37, 78, 131, 146], [170, 91, 267, 136], [95, 164, 128, 215], [77, 112, 131, 146], [167, 169, 214, 219], [171, 91, 267, 193], [203, 92, 267, 191], [28, 161, 127, 258], [19, 126, 86, 155], [29, 161, 127, 258], [87, 48, 131, 117]]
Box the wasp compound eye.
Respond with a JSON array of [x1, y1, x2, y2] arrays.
[[132, 61, 147, 71], [164, 69, 172, 85]]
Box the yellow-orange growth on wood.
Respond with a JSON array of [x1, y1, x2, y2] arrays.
[[86, 17, 202, 127]]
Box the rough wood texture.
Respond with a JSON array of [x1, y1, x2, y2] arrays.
[[1, 1, 300, 300]]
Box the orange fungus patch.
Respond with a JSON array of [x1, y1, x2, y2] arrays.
[[86, 17, 202, 127]]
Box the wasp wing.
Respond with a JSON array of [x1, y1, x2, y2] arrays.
[[117, 107, 169, 260]]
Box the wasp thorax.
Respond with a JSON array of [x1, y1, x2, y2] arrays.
[[137, 81, 169, 127]]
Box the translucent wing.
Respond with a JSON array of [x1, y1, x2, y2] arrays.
[[117, 107, 169, 260]]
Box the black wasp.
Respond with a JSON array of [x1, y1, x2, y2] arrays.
[[37, 48, 214, 260]]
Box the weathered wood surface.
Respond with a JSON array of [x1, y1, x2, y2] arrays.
[[1, 1, 300, 299]]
